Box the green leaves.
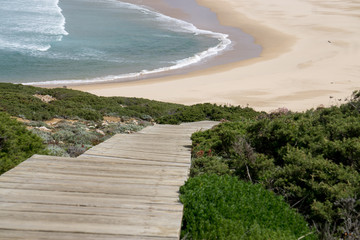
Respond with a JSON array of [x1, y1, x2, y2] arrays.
[[188, 98, 360, 238], [157, 103, 261, 124], [0, 83, 261, 124], [0, 112, 45, 174], [180, 174, 316, 240], [271, 148, 359, 221], [190, 156, 230, 177], [0, 83, 182, 121]]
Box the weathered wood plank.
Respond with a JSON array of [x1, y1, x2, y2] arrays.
[[0, 207, 182, 232], [7, 160, 189, 178], [0, 181, 181, 198], [0, 202, 182, 222], [81, 150, 191, 163], [4, 166, 187, 182], [34, 154, 191, 167], [0, 121, 218, 239], [0, 189, 182, 210], [0, 211, 180, 238], [0, 230, 178, 240], [16, 158, 189, 175], [3, 171, 186, 186]]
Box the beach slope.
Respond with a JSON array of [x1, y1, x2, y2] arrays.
[[74, 0, 360, 112]]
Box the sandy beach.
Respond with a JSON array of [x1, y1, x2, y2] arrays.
[[72, 0, 360, 112]]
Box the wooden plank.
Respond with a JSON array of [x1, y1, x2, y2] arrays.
[[84, 145, 191, 154], [0, 211, 180, 238], [84, 148, 190, 157], [82, 150, 191, 163], [0, 121, 219, 239], [28, 155, 190, 170], [0, 230, 177, 240], [22, 157, 189, 175], [33, 154, 190, 167], [0, 189, 182, 211], [4, 165, 187, 182], [0, 175, 186, 192], [3, 171, 186, 186], [10, 160, 189, 178], [85, 143, 191, 154], [0, 181, 181, 198], [0, 202, 182, 222]]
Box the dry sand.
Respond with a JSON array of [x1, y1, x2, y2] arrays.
[[73, 0, 360, 112]]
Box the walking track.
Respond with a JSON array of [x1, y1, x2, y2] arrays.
[[0, 121, 218, 240]]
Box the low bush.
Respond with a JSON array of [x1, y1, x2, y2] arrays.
[[0, 83, 261, 124], [0, 83, 182, 121], [0, 112, 46, 174], [190, 156, 230, 177], [157, 103, 261, 124], [190, 93, 360, 238], [180, 174, 316, 240], [30, 128, 54, 143], [104, 122, 144, 134], [67, 144, 91, 157], [46, 145, 70, 157]]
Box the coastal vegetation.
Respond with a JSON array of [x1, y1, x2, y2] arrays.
[[0, 83, 256, 172], [0, 83, 181, 121], [0, 83, 359, 239], [183, 90, 360, 239], [180, 174, 316, 240], [0, 111, 45, 174], [0, 83, 258, 123]]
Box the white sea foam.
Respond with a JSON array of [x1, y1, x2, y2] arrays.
[[0, 39, 51, 52], [25, 0, 231, 85], [0, 0, 68, 53], [24, 38, 231, 85]]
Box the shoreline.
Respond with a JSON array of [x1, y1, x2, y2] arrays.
[[35, 0, 262, 87], [71, 0, 359, 112]]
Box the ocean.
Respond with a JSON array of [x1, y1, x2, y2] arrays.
[[0, 0, 230, 85]]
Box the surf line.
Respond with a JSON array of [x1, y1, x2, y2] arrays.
[[25, 0, 231, 85]]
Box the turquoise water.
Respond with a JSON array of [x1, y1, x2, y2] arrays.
[[0, 0, 230, 85]]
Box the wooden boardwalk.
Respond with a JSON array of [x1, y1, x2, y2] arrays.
[[0, 121, 217, 240]]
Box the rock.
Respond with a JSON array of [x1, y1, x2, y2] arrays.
[[96, 129, 105, 136], [13, 117, 31, 123], [103, 116, 122, 123], [132, 119, 138, 125], [33, 94, 57, 103], [37, 126, 52, 132]]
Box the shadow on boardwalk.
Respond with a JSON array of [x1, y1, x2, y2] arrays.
[[0, 121, 218, 240]]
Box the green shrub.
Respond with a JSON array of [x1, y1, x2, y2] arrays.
[[104, 123, 144, 134], [0, 83, 261, 125], [52, 123, 101, 146], [0, 112, 46, 174], [30, 128, 54, 144], [67, 144, 91, 157], [180, 174, 316, 240], [0, 83, 183, 122], [190, 156, 230, 177], [270, 147, 359, 222], [157, 103, 261, 124], [189, 97, 360, 238], [46, 145, 70, 157]]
